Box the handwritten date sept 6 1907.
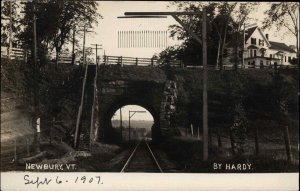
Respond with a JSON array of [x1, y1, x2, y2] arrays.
[[24, 174, 103, 188]]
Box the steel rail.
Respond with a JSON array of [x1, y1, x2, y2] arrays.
[[120, 141, 141, 172], [145, 141, 163, 173]]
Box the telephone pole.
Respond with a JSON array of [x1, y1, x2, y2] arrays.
[[120, 107, 123, 141], [91, 43, 102, 65], [128, 111, 146, 142], [242, 23, 245, 68], [72, 27, 76, 65], [78, 25, 93, 65], [122, 9, 209, 161], [9, 1, 12, 61], [202, 7, 208, 161]]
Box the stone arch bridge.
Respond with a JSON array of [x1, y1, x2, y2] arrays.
[[75, 64, 178, 150]]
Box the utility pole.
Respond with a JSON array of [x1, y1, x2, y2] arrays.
[[82, 24, 86, 66], [8, 1, 12, 61], [78, 25, 93, 66], [72, 27, 76, 65], [122, 10, 208, 160], [242, 23, 245, 68], [202, 7, 208, 161], [33, 1, 40, 154], [91, 44, 103, 65], [120, 107, 123, 141], [128, 111, 146, 142]]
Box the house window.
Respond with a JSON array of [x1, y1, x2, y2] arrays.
[[250, 50, 253, 57], [288, 56, 291, 62], [254, 49, 257, 57], [270, 54, 272, 58], [285, 56, 286, 62], [251, 38, 256, 45], [259, 39, 264, 46], [248, 62, 250, 65]]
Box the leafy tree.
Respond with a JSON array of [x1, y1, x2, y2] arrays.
[[1, 1, 22, 47], [230, 3, 259, 70], [213, 2, 237, 69], [18, 0, 101, 67], [262, 3, 299, 61], [161, 2, 238, 69]]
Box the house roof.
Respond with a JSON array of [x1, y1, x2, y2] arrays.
[[269, 41, 296, 53], [245, 26, 271, 47], [245, 26, 257, 41]]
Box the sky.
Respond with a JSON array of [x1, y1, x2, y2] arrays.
[[82, 1, 297, 59], [85, 1, 180, 58], [111, 105, 154, 121]]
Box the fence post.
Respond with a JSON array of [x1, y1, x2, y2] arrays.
[[50, 117, 55, 145], [26, 138, 30, 157], [190, 124, 194, 137], [14, 138, 18, 161], [229, 129, 236, 155], [136, 57, 138, 66], [216, 128, 222, 148], [181, 60, 184, 68], [120, 56, 123, 67], [151, 58, 154, 67], [254, 127, 259, 156], [24, 49, 27, 63], [283, 126, 292, 163], [209, 130, 212, 145]]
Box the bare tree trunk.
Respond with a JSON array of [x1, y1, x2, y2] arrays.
[[220, 25, 228, 70]]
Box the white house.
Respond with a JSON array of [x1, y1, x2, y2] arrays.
[[244, 26, 297, 67]]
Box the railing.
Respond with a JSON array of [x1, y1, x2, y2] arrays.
[[245, 64, 297, 69], [103, 55, 157, 66], [102, 55, 186, 68], [1, 46, 75, 64], [1, 46, 30, 61], [56, 53, 73, 64]]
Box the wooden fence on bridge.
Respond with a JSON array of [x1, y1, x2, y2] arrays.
[[102, 55, 296, 70], [102, 55, 183, 68], [1, 46, 30, 61], [1, 46, 75, 64]]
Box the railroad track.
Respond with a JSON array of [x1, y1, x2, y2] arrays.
[[121, 140, 163, 173]]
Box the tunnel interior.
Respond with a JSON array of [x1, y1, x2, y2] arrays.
[[111, 105, 154, 141], [101, 97, 161, 143]]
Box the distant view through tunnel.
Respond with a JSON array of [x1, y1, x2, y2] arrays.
[[111, 105, 154, 142]]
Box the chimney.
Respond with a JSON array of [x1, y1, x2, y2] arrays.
[[266, 34, 269, 40]]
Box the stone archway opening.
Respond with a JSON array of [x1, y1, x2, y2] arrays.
[[111, 105, 154, 142]]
